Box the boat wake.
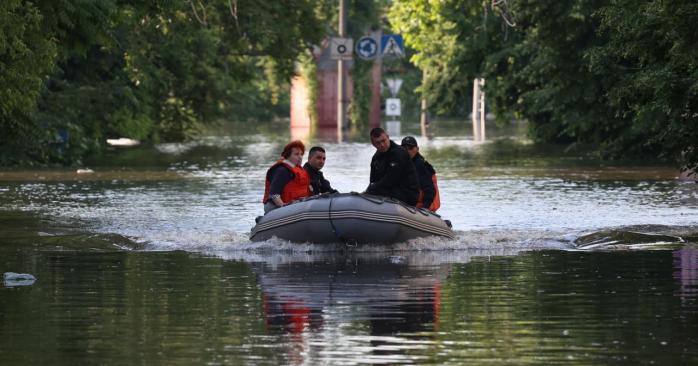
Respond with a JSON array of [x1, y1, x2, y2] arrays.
[[23, 218, 698, 262], [127, 224, 698, 262], [573, 224, 698, 250], [132, 227, 575, 260]]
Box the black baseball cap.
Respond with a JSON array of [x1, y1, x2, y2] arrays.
[[401, 136, 418, 147]]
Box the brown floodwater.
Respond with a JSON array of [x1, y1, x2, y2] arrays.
[[1, 120, 697, 364]]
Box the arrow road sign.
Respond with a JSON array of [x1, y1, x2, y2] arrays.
[[381, 35, 404, 58], [355, 36, 378, 60], [330, 37, 353, 60]]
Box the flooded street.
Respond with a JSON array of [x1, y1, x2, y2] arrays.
[[2, 121, 697, 364]]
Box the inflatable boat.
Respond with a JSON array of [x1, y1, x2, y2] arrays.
[[250, 192, 454, 244]]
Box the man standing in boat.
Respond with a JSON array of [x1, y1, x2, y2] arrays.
[[366, 127, 419, 205], [401, 136, 441, 212], [304, 146, 338, 195], [262, 140, 312, 213]]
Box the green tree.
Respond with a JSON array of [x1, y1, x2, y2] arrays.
[[0, 0, 56, 164], [390, 0, 698, 172], [389, 0, 507, 115], [1, 0, 330, 165], [590, 0, 698, 171]]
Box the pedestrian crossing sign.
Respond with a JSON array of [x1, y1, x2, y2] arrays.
[[380, 35, 404, 58]]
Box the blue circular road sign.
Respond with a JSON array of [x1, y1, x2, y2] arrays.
[[355, 36, 378, 60]]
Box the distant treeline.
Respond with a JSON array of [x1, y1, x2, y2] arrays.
[[0, 0, 331, 165], [390, 0, 697, 172], [3, 1, 696, 171]]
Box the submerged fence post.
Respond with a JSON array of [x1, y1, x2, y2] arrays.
[[420, 71, 429, 139], [471, 78, 486, 142]]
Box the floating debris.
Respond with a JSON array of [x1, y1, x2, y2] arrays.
[[106, 138, 140, 147], [3, 272, 37, 287], [575, 228, 686, 250]]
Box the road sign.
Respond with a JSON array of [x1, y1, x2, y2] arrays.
[[385, 78, 403, 97], [386, 120, 401, 136], [381, 35, 404, 58], [355, 36, 378, 60], [330, 37, 353, 60], [386, 98, 401, 116]]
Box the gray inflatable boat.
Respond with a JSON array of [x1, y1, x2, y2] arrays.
[[250, 192, 454, 244]]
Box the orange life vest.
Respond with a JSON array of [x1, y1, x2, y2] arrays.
[[262, 160, 311, 204], [416, 167, 441, 212]]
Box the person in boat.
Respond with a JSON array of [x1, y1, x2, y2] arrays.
[[366, 127, 419, 205], [401, 136, 441, 212], [303, 146, 338, 195], [262, 140, 312, 214]]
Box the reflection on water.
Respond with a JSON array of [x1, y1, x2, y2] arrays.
[[1, 250, 698, 365], [256, 257, 449, 364], [675, 248, 698, 299]]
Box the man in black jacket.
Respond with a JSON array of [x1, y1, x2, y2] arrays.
[[304, 146, 338, 195], [366, 128, 419, 205]]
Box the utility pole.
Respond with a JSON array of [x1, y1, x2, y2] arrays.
[[420, 71, 429, 138], [337, 0, 347, 141]]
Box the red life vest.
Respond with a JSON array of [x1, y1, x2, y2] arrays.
[[262, 160, 311, 204], [416, 161, 441, 212]]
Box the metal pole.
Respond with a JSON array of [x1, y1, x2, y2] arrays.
[[471, 78, 480, 141], [337, 0, 346, 141], [369, 29, 383, 129], [479, 78, 486, 141], [420, 71, 428, 138]]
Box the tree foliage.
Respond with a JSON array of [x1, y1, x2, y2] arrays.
[[590, 0, 698, 170], [0, 0, 57, 164], [389, 0, 698, 171], [0, 0, 328, 165]]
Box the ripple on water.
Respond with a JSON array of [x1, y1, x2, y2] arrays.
[[1, 133, 697, 260]]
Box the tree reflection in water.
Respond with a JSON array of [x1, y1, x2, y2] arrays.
[[253, 255, 451, 364], [674, 248, 698, 302]]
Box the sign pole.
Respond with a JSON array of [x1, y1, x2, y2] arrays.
[[420, 71, 429, 138], [479, 78, 486, 141], [337, 0, 347, 141], [472, 78, 480, 141]]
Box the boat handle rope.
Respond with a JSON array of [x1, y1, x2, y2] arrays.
[[354, 192, 428, 216], [334, 193, 439, 235], [403, 205, 418, 214], [352, 191, 385, 205], [328, 194, 351, 245]]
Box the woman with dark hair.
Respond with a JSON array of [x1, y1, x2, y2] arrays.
[[262, 140, 312, 213]]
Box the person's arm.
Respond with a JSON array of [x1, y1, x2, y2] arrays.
[[303, 164, 317, 195], [366, 156, 379, 194], [371, 150, 406, 191], [319, 172, 337, 193], [268, 167, 294, 206], [415, 159, 435, 208]]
